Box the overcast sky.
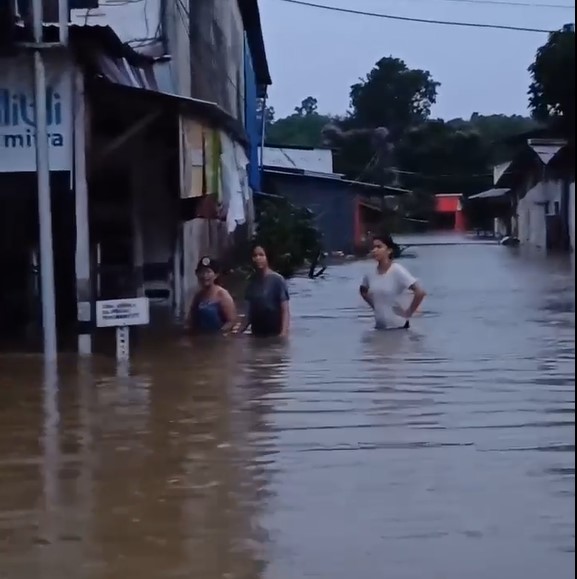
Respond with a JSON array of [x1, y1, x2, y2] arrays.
[[259, 0, 574, 120]]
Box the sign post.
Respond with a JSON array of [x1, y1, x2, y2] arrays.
[[96, 298, 150, 362]]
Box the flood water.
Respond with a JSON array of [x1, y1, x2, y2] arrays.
[[0, 237, 574, 579]]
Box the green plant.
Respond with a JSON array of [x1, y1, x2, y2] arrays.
[[253, 197, 323, 278]]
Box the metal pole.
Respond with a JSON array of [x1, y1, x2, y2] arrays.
[[259, 89, 268, 169], [116, 326, 130, 362], [58, 0, 69, 46], [40, 361, 60, 546], [32, 0, 58, 361], [74, 68, 92, 355]]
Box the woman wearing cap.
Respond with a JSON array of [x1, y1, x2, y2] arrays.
[[187, 257, 237, 335], [360, 232, 426, 330]]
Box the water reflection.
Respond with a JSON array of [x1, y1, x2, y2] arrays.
[[0, 239, 574, 579]]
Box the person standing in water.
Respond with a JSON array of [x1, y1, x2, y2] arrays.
[[238, 245, 290, 338], [187, 257, 237, 335], [360, 232, 426, 330]]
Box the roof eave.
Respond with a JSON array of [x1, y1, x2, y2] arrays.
[[238, 0, 272, 88]]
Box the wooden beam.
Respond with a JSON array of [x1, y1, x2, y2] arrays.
[[92, 111, 161, 171]]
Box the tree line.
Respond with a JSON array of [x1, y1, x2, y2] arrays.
[[261, 25, 575, 203]]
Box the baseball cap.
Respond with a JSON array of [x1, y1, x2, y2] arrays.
[[196, 256, 220, 273]]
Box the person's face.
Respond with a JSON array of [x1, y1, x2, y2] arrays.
[[252, 246, 268, 270], [197, 267, 217, 287], [371, 239, 392, 262]]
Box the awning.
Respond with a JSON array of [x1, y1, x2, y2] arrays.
[[89, 79, 248, 147], [469, 188, 511, 200]]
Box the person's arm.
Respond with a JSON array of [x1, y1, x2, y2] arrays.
[[359, 274, 374, 309], [278, 276, 290, 337], [184, 295, 198, 332], [236, 304, 251, 334], [403, 282, 426, 319], [218, 289, 237, 334], [395, 265, 426, 319]]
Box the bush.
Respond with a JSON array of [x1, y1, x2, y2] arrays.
[[253, 197, 323, 278]]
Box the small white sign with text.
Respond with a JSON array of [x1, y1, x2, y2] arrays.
[[96, 298, 150, 328]]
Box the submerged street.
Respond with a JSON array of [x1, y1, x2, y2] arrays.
[[0, 237, 574, 579]]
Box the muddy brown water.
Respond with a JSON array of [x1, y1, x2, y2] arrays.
[[0, 236, 574, 579]]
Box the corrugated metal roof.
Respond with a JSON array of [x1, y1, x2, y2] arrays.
[[90, 80, 248, 146], [262, 146, 334, 173], [263, 167, 409, 195]]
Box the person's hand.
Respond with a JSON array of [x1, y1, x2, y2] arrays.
[[231, 322, 245, 335], [393, 305, 411, 319]]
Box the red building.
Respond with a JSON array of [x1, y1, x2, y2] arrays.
[[434, 194, 466, 232]]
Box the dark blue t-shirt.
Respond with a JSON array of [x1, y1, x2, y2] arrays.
[[245, 272, 289, 337]]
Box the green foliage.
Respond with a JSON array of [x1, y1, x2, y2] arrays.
[[266, 97, 334, 148], [261, 54, 547, 236], [529, 25, 575, 134], [395, 120, 493, 195], [349, 57, 439, 138], [253, 197, 323, 278]]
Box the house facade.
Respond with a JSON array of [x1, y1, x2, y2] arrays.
[[491, 138, 574, 252], [0, 0, 271, 352], [260, 146, 408, 254]]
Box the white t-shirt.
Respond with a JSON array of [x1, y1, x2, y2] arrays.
[[361, 262, 418, 329]]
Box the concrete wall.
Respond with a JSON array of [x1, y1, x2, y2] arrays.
[[188, 0, 246, 121], [517, 180, 564, 249], [267, 174, 356, 253], [164, 0, 192, 96]]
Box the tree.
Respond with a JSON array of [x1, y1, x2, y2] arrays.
[[266, 96, 334, 147], [257, 98, 275, 130], [395, 120, 493, 196], [529, 24, 575, 134], [253, 197, 323, 278], [295, 96, 319, 117], [348, 57, 439, 137]]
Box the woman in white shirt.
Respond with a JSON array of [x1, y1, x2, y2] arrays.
[[360, 232, 426, 330]]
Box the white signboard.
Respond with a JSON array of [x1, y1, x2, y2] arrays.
[[96, 298, 150, 328], [0, 54, 72, 173]]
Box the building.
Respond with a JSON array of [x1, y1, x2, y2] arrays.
[[467, 188, 513, 238], [0, 0, 271, 352], [260, 146, 408, 254], [474, 137, 575, 252], [433, 194, 466, 232]]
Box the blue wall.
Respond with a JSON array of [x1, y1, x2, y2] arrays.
[[244, 36, 261, 192], [264, 173, 357, 253]]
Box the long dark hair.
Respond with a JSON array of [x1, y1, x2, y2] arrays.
[[373, 231, 402, 259]]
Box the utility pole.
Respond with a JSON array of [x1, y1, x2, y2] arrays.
[[32, 0, 57, 361]]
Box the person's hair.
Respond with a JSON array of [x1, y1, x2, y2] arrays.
[[373, 231, 401, 259], [251, 243, 267, 255], [251, 242, 276, 265]]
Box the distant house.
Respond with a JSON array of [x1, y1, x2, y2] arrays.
[[467, 188, 513, 238], [473, 138, 574, 252], [260, 145, 407, 254], [433, 194, 466, 232]]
